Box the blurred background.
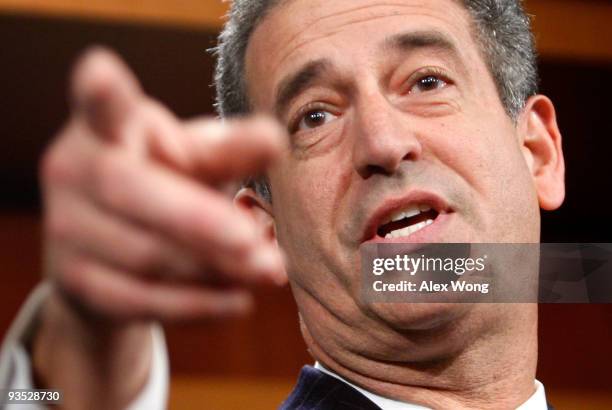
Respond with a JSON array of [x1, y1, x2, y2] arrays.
[[0, 0, 610, 409]]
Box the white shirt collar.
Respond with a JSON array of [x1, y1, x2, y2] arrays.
[[314, 362, 548, 410]]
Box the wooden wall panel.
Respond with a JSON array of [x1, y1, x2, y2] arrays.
[[0, 213, 42, 340], [0, 0, 229, 30], [526, 0, 612, 62], [0, 0, 610, 62], [169, 377, 294, 410]]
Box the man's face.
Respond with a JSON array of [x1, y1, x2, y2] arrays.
[[244, 0, 542, 356]]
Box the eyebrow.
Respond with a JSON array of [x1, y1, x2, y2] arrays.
[[383, 30, 459, 56], [273, 30, 461, 118], [275, 59, 332, 118]]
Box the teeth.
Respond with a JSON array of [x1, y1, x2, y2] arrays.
[[387, 205, 423, 224], [384, 219, 434, 239]]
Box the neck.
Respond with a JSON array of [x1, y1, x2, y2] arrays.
[[300, 302, 538, 409]]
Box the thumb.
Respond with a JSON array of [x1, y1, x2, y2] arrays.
[[70, 46, 143, 143]]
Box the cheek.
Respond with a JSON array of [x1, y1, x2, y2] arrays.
[[422, 120, 504, 198], [269, 154, 350, 255], [486, 142, 540, 237], [426, 118, 539, 239]]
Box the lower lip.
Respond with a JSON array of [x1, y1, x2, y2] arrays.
[[364, 212, 453, 245]]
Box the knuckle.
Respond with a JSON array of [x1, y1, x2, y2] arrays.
[[55, 256, 91, 297], [55, 257, 120, 317], [52, 253, 148, 319], [40, 143, 73, 187], [181, 205, 255, 259], [91, 150, 129, 209], [132, 98, 163, 127], [40, 121, 87, 187], [139, 98, 165, 117], [130, 238, 163, 273], [45, 211, 72, 242], [91, 149, 116, 185]]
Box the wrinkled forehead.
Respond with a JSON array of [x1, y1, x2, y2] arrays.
[[244, 0, 478, 110]]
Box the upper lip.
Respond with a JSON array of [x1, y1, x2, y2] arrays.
[[360, 190, 452, 242]]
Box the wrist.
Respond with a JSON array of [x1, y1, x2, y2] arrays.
[[32, 288, 153, 409]]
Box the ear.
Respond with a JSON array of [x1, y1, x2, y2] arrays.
[[234, 187, 278, 244], [518, 95, 566, 211]]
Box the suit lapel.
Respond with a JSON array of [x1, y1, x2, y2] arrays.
[[280, 365, 382, 410]]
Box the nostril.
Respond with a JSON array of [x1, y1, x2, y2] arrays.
[[358, 163, 394, 179]]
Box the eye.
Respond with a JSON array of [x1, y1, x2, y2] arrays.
[[409, 75, 448, 94], [296, 109, 338, 132]]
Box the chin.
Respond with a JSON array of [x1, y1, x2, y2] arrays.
[[367, 302, 473, 331]]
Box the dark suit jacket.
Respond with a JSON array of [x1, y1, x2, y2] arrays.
[[280, 366, 555, 410], [280, 366, 380, 410]]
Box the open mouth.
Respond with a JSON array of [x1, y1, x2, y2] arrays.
[[376, 205, 440, 239]]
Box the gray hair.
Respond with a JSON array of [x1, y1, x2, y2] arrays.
[[213, 0, 539, 199]]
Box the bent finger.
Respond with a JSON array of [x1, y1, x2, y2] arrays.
[[46, 190, 201, 280], [57, 256, 254, 322], [85, 150, 286, 285]]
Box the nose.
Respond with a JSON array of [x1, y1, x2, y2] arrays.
[[351, 92, 422, 179]]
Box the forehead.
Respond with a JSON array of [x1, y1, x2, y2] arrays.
[[245, 0, 480, 108]]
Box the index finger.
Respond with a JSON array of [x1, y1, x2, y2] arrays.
[[162, 116, 287, 183]]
